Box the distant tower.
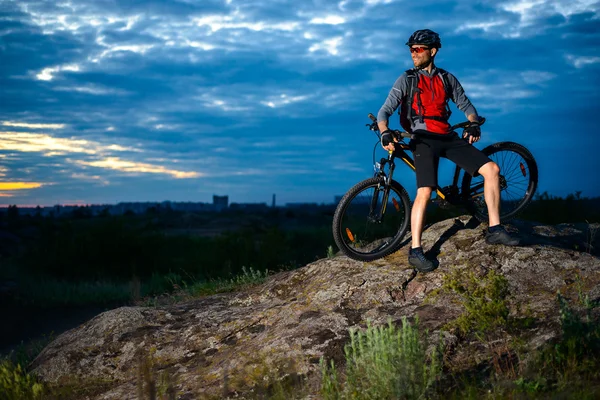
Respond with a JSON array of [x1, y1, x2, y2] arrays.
[[213, 195, 228, 211], [272, 194, 276, 208]]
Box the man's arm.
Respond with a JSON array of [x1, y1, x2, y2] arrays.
[[446, 73, 482, 143], [376, 74, 408, 149], [377, 120, 390, 133], [377, 74, 408, 129], [467, 113, 480, 123], [446, 73, 478, 120]]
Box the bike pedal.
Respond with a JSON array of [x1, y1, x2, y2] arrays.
[[438, 200, 453, 209], [432, 198, 451, 209]]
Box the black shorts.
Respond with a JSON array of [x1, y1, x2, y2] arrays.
[[409, 132, 491, 188]]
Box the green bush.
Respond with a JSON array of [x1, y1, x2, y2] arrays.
[[0, 360, 43, 400], [443, 281, 600, 399], [538, 290, 600, 387], [438, 269, 509, 339], [321, 317, 442, 400]]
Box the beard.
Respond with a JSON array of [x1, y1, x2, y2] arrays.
[[414, 57, 432, 70]]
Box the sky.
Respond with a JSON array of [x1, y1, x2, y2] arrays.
[[1, 0, 599, 207]]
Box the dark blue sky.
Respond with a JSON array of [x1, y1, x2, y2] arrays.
[[1, 0, 599, 206]]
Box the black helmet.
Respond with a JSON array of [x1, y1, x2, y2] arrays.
[[406, 29, 442, 49]]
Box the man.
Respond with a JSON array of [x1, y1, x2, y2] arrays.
[[376, 29, 518, 273]]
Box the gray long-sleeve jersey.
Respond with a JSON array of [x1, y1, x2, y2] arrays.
[[377, 67, 478, 134]]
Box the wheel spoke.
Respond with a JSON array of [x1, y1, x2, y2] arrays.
[[462, 143, 537, 222], [335, 181, 409, 258]]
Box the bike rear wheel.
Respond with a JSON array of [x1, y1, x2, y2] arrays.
[[461, 141, 538, 222], [332, 177, 411, 261]]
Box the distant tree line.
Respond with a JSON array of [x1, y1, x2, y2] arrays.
[[0, 192, 597, 286], [4, 211, 332, 283]]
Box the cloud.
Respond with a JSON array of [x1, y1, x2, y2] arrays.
[[1, 0, 599, 205], [53, 84, 130, 96], [455, 20, 509, 34], [449, 68, 562, 114], [519, 70, 557, 85], [449, 69, 546, 102], [308, 36, 344, 56], [90, 37, 155, 64], [0, 131, 135, 156], [0, 130, 201, 180], [2, 122, 66, 129], [501, 0, 600, 21], [455, 0, 600, 38], [0, 182, 43, 190], [565, 54, 600, 68], [364, 0, 394, 5], [192, 13, 300, 33], [36, 64, 81, 81], [309, 16, 346, 25], [260, 93, 310, 108], [70, 173, 110, 185], [75, 157, 202, 178]]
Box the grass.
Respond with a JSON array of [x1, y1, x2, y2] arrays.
[[536, 290, 600, 388], [320, 317, 443, 400], [12, 278, 133, 308], [0, 360, 44, 400], [2, 260, 272, 308], [327, 245, 335, 259], [139, 266, 272, 306], [439, 272, 600, 399], [586, 220, 598, 254], [0, 333, 52, 400], [136, 348, 179, 400], [3, 334, 55, 371], [430, 268, 510, 339], [0, 266, 273, 399], [3, 270, 600, 399]]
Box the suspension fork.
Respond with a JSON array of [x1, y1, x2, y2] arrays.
[[369, 156, 396, 222]]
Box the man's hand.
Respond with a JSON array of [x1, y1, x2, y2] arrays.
[[463, 115, 484, 144], [381, 130, 398, 151], [463, 122, 481, 144]]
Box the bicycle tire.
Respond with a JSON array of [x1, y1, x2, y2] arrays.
[[332, 177, 411, 261], [461, 141, 538, 222]]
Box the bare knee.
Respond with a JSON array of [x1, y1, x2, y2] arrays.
[[478, 161, 500, 179], [415, 187, 433, 201]]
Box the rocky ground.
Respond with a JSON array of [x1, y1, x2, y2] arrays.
[[30, 216, 600, 399]]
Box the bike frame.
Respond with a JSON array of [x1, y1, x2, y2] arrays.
[[376, 142, 475, 205], [366, 114, 488, 223]]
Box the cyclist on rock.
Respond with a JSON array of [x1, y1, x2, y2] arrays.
[[376, 29, 519, 273]]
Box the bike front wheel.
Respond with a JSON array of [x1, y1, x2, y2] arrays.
[[461, 141, 538, 222], [332, 177, 411, 261]]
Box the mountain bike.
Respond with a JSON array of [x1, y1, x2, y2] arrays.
[[332, 114, 538, 262]]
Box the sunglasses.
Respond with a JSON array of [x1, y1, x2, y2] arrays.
[[410, 47, 430, 54]]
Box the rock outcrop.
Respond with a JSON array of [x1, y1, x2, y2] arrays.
[[30, 216, 600, 399]]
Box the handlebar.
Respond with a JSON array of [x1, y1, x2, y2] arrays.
[[450, 117, 486, 130], [366, 113, 485, 141]]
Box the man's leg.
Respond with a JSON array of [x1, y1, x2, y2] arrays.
[[409, 138, 438, 272], [408, 186, 436, 272], [411, 186, 433, 249], [444, 136, 518, 246], [477, 161, 519, 245], [477, 161, 501, 227]]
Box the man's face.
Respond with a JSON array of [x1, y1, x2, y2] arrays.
[[410, 45, 435, 68]]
